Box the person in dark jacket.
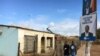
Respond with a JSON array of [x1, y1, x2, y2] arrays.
[[64, 42, 70, 56], [70, 41, 77, 56]]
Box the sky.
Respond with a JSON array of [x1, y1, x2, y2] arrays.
[[0, 0, 100, 36]]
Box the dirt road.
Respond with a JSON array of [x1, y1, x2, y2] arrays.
[[77, 44, 100, 56], [91, 44, 100, 56]]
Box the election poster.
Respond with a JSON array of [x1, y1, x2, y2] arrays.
[[80, 14, 96, 41], [80, 0, 97, 41]]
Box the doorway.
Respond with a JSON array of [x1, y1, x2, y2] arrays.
[[41, 37, 45, 53]]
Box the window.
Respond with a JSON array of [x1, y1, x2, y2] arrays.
[[47, 37, 52, 47], [24, 35, 35, 53]]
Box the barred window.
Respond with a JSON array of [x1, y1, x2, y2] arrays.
[[24, 35, 35, 53]]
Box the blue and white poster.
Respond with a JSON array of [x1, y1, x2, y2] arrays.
[[80, 14, 96, 41], [80, 0, 97, 41]]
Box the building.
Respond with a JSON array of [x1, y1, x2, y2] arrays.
[[0, 25, 55, 56]]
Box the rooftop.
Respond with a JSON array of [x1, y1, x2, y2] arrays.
[[0, 24, 53, 34]]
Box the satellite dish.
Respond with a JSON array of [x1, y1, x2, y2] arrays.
[[46, 22, 55, 33], [46, 27, 53, 33]]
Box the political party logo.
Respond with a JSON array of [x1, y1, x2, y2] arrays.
[[82, 0, 97, 16], [80, 14, 96, 41]]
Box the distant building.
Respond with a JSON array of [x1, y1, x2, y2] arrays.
[[0, 25, 55, 56]]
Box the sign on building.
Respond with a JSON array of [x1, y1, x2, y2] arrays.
[[80, 0, 97, 41]]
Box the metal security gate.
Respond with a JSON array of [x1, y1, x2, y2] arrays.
[[24, 35, 37, 56]]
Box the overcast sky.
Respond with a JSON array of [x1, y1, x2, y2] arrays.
[[0, 0, 100, 36]]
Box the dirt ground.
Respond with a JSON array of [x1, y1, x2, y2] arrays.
[[77, 45, 85, 56], [91, 44, 100, 56], [77, 44, 100, 56]]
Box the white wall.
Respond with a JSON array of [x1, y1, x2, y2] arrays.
[[18, 29, 55, 54], [18, 29, 36, 53], [0, 26, 55, 56], [0, 27, 18, 56]]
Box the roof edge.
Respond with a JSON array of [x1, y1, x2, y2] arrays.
[[0, 24, 54, 34]]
